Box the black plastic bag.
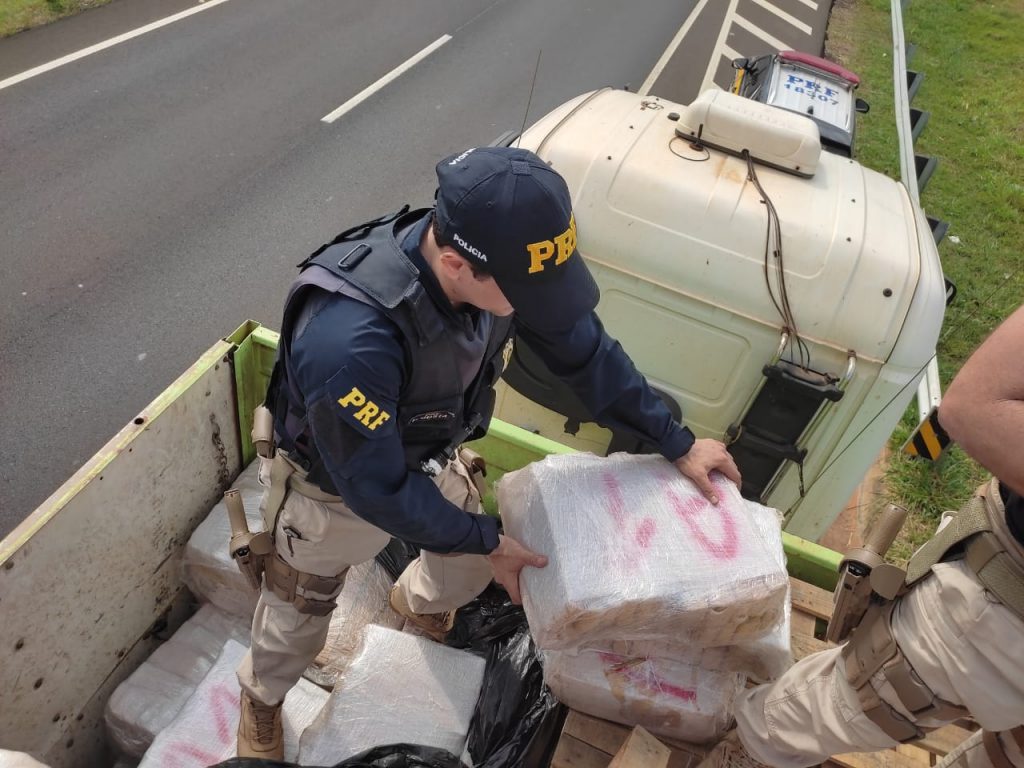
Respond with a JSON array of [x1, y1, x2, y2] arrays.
[[447, 586, 566, 768], [212, 743, 465, 768], [374, 538, 421, 582]]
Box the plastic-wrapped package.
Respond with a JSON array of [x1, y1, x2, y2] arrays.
[[105, 604, 251, 757], [542, 649, 744, 744], [299, 625, 486, 765], [306, 559, 405, 689], [138, 639, 327, 768], [181, 459, 265, 618], [497, 453, 788, 650], [592, 585, 793, 683], [0, 751, 49, 768]]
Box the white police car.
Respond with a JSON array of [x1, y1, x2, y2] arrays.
[[731, 50, 869, 157]]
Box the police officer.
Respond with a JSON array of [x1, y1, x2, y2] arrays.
[[700, 306, 1024, 768], [236, 146, 741, 759]]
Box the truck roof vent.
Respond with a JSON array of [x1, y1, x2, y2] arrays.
[[675, 89, 821, 177]]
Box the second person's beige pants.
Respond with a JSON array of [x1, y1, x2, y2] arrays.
[[734, 559, 1024, 768]]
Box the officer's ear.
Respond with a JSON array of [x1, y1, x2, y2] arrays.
[[437, 248, 474, 279]]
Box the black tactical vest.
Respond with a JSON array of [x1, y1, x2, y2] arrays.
[[266, 207, 514, 492]]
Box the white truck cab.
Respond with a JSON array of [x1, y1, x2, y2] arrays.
[[495, 88, 946, 541]]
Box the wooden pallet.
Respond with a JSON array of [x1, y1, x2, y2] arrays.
[[551, 578, 975, 768]]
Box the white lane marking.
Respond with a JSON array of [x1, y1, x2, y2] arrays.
[[0, 0, 232, 92], [638, 0, 710, 96], [749, 0, 812, 35], [722, 44, 745, 61], [792, 0, 818, 10], [733, 12, 791, 52], [321, 35, 451, 123], [699, 0, 741, 94]]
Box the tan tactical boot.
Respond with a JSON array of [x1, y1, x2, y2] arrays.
[[388, 584, 456, 642], [696, 730, 771, 768], [237, 691, 284, 760]]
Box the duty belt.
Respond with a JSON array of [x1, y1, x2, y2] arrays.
[[840, 478, 1024, 744], [260, 450, 343, 533], [905, 478, 1024, 623]]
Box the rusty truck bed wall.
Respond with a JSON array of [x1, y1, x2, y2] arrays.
[[0, 334, 243, 767]]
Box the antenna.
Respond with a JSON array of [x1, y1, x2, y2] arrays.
[[516, 50, 543, 148]]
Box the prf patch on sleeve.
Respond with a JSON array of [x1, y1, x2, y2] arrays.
[[327, 367, 396, 438]]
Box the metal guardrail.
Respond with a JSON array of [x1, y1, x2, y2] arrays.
[[890, 0, 948, 422]]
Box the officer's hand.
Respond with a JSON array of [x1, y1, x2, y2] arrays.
[[673, 439, 742, 505], [487, 534, 548, 605]]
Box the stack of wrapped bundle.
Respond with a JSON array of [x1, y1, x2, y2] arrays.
[[137, 639, 328, 767], [299, 625, 486, 764], [498, 452, 791, 743], [306, 559, 404, 688], [105, 604, 251, 757], [180, 460, 265, 618]]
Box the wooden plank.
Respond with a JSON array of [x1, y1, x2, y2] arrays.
[[791, 622, 831, 661], [609, 727, 671, 768], [790, 576, 836, 621], [792, 608, 819, 637], [564, 710, 632, 756], [914, 724, 974, 757], [831, 748, 933, 768], [895, 743, 933, 766], [553, 733, 615, 768], [559, 711, 708, 768], [662, 738, 708, 767]]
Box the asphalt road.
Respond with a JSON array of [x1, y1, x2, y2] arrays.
[[0, 0, 699, 534]]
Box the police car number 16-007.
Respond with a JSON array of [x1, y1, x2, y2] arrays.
[[770, 62, 854, 132]]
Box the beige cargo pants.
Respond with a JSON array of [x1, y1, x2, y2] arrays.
[[937, 727, 1024, 768], [237, 451, 494, 706], [734, 558, 1024, 768]]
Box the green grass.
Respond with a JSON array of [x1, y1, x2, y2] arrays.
[[827, 0, 1024, 559], [0, 0, 110, 37]]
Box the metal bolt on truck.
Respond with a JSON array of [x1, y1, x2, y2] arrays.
[[0, 84, 946, 766]]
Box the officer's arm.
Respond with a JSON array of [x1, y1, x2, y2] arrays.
[[515, 313, 695, 459], [939, 305, 1024, 494], [292, 301, 500, 555], [516, 313, 741, 502]]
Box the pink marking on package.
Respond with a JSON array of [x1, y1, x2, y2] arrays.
[[635, 517, 657, 549], [601, 472, 628, 527], [666, 488, 739, 560], [210, 681, 238, 745], [599, 654, 697, 702], [602, 472, 658, 555], [165, 742, 222, 768]]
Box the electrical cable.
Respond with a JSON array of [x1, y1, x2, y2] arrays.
[[744, 150, 811, 368]]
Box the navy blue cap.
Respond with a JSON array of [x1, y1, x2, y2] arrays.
[[434, 146, 600, 332]]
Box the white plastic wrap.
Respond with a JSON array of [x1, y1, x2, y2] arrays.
[[306, 559, 404, 688], [543, 649, 744, 744], [498, 452, 788, 649], [592, 586, 793, 683], [105, 604, 251, 757], [138, 639, 327, 768], [181, 459, 265, 618], [299, 625, 486, 765], [0, 751, 49, 768]]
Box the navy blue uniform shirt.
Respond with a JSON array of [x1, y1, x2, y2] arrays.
[[288, 215, 695, 555]]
